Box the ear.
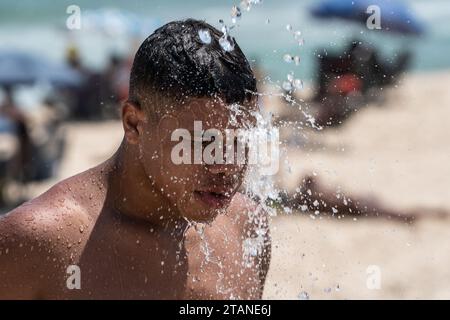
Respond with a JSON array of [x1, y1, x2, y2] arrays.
[[122, 100, 146, 145]]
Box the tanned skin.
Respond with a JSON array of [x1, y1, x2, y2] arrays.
[[0, 97, 271, 299]]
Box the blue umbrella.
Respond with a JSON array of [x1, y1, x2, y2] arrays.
[[0, 50, 83, 87], [310, 0, 425, 36]]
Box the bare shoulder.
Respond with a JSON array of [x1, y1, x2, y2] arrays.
[[0, 169, 99, 298], [0, 168, 98, 241]]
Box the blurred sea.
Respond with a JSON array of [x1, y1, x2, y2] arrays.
[[0, 0, 449, 83]]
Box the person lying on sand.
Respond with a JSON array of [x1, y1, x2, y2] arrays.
[[0, 19, 271, 299], [285, 175, 446, 223]]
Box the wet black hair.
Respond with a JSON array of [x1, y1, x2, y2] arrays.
[[129, 19, 256, 108]]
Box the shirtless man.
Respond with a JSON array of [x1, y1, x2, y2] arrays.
[[0, 19, 271, 299]]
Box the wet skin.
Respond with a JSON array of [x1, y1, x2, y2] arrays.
[[0, 97, 271, 299]]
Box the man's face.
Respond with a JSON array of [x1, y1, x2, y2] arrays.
[[139, 96, 257, 222]]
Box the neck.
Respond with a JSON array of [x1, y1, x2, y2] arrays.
[[105, 140, 188, 237]]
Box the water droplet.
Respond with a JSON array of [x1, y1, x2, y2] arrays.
[[283, 206, 292, 214], [231, 6, 242, 23], [240, 0, 251, 11], [298, 291, 310, 300], [219, 36, 234, 52], [294, 56, 301, 66], [293, 79, 303, 89], [287, 73, 294, 82], [79, 225, 84, 233], [198, 29, 212, 44], [282, 81, 292, 91], [286, 24, 292, 31], [265, 18, 270, 24], [283, 54, 293, 63]]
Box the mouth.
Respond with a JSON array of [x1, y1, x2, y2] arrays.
[[193, 190, 233, 209]]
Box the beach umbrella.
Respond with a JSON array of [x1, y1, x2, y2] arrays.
[[0, 50, 83, 87], [310, 0, 425, 36]]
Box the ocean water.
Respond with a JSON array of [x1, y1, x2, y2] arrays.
[[0, 0, 449, 83]]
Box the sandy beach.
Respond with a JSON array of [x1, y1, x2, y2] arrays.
[[26, 71, 450, 299]]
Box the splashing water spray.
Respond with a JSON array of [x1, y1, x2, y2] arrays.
[[193, 0, 323, 299]]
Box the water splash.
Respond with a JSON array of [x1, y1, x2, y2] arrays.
[[298, 291, 310, 300], [230, 6, 242, 24], [198, 29, 212, 44], [219, 36, 235, 52]]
